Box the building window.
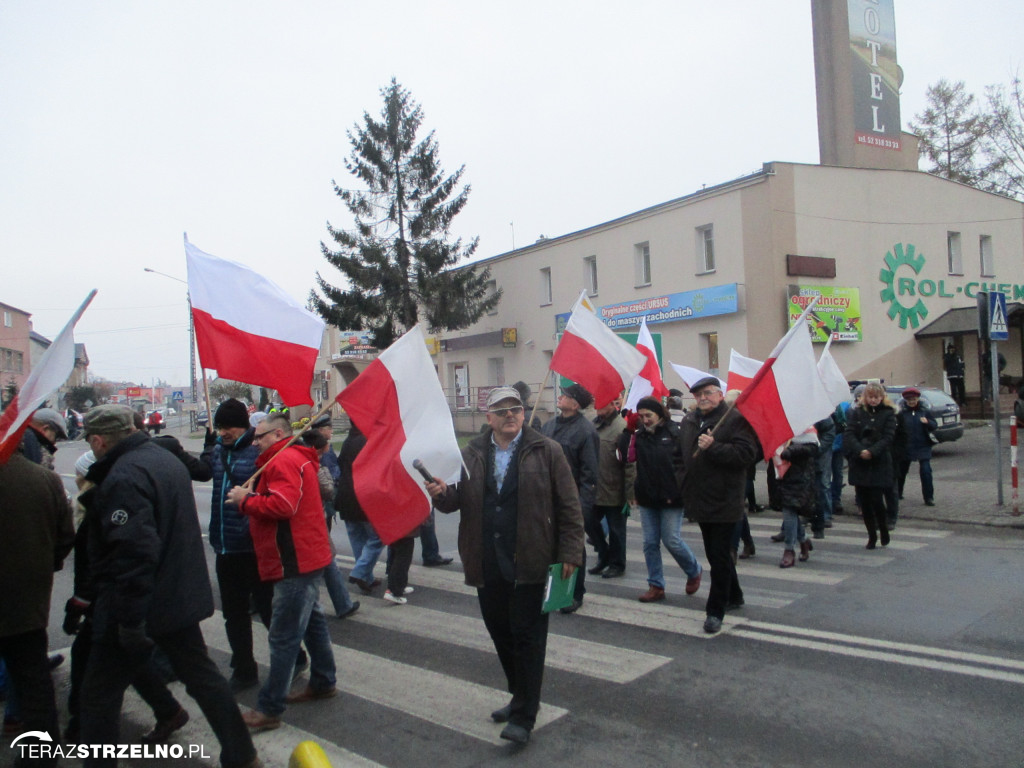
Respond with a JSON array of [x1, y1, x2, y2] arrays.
[[703, 332, 719, 375], [980, 235, 994, 277], [0, 348, 23, 373], [634, 242, 651, 287], [3, 311, 10, 328], [697, 225, 715, 273], [539, 267, 552, 306], [488, 357, 505, 385], [583, 255, 598, 296], [485, 280, 499, 315], [947, 232, 963, 275]]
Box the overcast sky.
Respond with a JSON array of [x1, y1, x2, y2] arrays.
[[2, 1, 1021, 387]]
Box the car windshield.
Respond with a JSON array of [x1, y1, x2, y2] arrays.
[[920, 390, 956, 408]]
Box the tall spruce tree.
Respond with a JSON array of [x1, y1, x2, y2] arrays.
[[311, 79, 500, 349], [909, 79, 999, 189]]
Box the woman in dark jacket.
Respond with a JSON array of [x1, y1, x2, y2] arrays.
[[775, 429, 819, 568], [844, 382, 897, 549], [631, 397, 702, 603]]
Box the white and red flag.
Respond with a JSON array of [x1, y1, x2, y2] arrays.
[[550, 292, 646, 409], [734, 298, 835, 459], [817, 337, 853, 406], [0, 290, 96, 464], [336, 325, 462, 545], [624, 317, 669, 411], [185, 236, 324, 406], [668, 363, 725, 393], [727, 349, 763, 392]]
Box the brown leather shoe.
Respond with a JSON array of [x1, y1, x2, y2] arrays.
[[799, 540, 812, 561], [286, 685, 339, 704], [685, 567, 703, 595], [780, 550, 796, 568], [638, 586, 665, 603], [242, 710, 282, 732], [142, 707, 189, 743]]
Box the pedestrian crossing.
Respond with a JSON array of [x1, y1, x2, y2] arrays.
[[42, 513, 967, 767]]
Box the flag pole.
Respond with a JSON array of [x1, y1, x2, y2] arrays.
[[530, 368, 554, 428], [242, 400, 336, 489]]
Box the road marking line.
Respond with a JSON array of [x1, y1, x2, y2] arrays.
[[201, 617, 569, 745], [746, 518, 951, 539], [731, 628, 1024, 686], [339, 598, 671, 684]]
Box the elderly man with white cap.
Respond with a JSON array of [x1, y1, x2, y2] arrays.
[[426, 385, 584, 745], [20, 407, 68, 469]]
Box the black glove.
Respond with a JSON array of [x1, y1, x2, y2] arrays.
[[204, 428, 218, 448], [62, 597, 89, 635], [118, 622, 154, 656]]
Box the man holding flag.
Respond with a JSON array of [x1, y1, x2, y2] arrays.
[[679, 377, 760, 634], [427, 386, 584, 745]]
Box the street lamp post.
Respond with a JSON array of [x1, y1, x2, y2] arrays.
[[143, 268, 198, 424]]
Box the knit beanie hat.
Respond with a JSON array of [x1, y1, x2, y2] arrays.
[[214, 398, 250, 429]]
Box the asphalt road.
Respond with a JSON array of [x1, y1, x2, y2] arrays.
[[14, 429, 1024, 768]]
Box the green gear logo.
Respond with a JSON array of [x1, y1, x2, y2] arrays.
[[879, 242, 929, 329]]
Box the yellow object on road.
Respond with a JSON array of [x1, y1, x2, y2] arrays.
[[289, 741, 333, 768]]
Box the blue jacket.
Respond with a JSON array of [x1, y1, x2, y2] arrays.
[[200, 428, 260, 554], [900, 403, 937, 461]]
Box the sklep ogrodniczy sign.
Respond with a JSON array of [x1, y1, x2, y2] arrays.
[[880, 242, 1022, 329]]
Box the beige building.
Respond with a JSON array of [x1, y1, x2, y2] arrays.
[[426, 161, 1023, 428]]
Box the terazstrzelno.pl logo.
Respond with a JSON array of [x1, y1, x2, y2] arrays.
[[11, 730, 211, 761]]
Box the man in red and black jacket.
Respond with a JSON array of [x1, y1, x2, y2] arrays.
[[227, 413, 336, 732]]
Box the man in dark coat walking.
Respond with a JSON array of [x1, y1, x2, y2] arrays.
[[78, 405, 257, 768], [678, 377, 760, 634]]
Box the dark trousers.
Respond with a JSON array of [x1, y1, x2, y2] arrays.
[[80, 622, 255, 768], [898, 459, 934, 503], [729, 514, 754, 552], [948, 376, 965, 405], [386, 537, 415, 596], [855, 486, 889, 543], [698, 521, 743, 620], [589, 504, 627, 569], [477, 581, 548, 730], [0, 629, 58, 766], [216, 551, 273, 679], [66, 619, 181, 741]]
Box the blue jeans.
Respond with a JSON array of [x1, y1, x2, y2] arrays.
[[258, 572, 337, 716], [419, 510, 442, 562], [816, 446, 833, 525], [830, 450, 845, 509], [899, 458, 934, 503], [781, 507, 807, 551], [345, 521, 383, 583], [639, 506, 700, 588]]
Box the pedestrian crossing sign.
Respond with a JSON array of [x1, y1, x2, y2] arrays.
[[989, 292, 1009, 341]]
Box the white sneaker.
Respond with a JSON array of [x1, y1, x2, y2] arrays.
[[403, 586, 414, 595], [383, 590, 407, 605]]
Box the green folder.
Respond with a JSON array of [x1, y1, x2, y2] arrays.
[[541, 563, 578, 613]]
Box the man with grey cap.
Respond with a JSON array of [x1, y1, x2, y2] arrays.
[[426, 385, 584, 745], [540, 383, 598, 613], [77, 405, 257, 768], [20, 407, 68, 470]]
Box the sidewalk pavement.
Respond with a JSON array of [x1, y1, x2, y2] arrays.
[[834, 419, 1024, 529], [171, 420, 1024, 530]]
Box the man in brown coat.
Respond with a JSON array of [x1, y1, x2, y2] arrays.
[[427, 386, 583, 745], [0, 451, 75, 764]]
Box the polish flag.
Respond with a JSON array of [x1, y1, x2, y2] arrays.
[[734, 298, 835, 459], [624, 317, 669, 411], [186, 236, 324, 406], [817, 337, 853, 406], [0, 291, 96, 464], [668, 363, 725, 393], [550, 292, 646, 409], [336, 325, 462, 545], [727, 349, 763, 392]]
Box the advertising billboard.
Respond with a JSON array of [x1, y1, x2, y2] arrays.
[[788, 285, 862, 342], [848, 0, 901, 151]]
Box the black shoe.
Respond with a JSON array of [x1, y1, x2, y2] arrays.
[[500, 723, 531, 744], [559, 599, 583, 615], [812, 530, 825, 540], [924, 500, 935, 507], [725, 598, 745, 612], [337, 601, 360, 619], [770, 533, 785, 543], [602, 565, 625, 579], [229, 671, 259, 693], [47, 653, 64, 670], [490, 704, 512, 723], [587, 561, 608, 575], [703, 616, 723, 634], [142, 707, 189, 744], [422, 557, 454, 567], [348, 576, 381, 594]]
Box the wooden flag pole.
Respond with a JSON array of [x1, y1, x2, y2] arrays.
[[529, 369, 554, 428], [242, 400, 336, 490]]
